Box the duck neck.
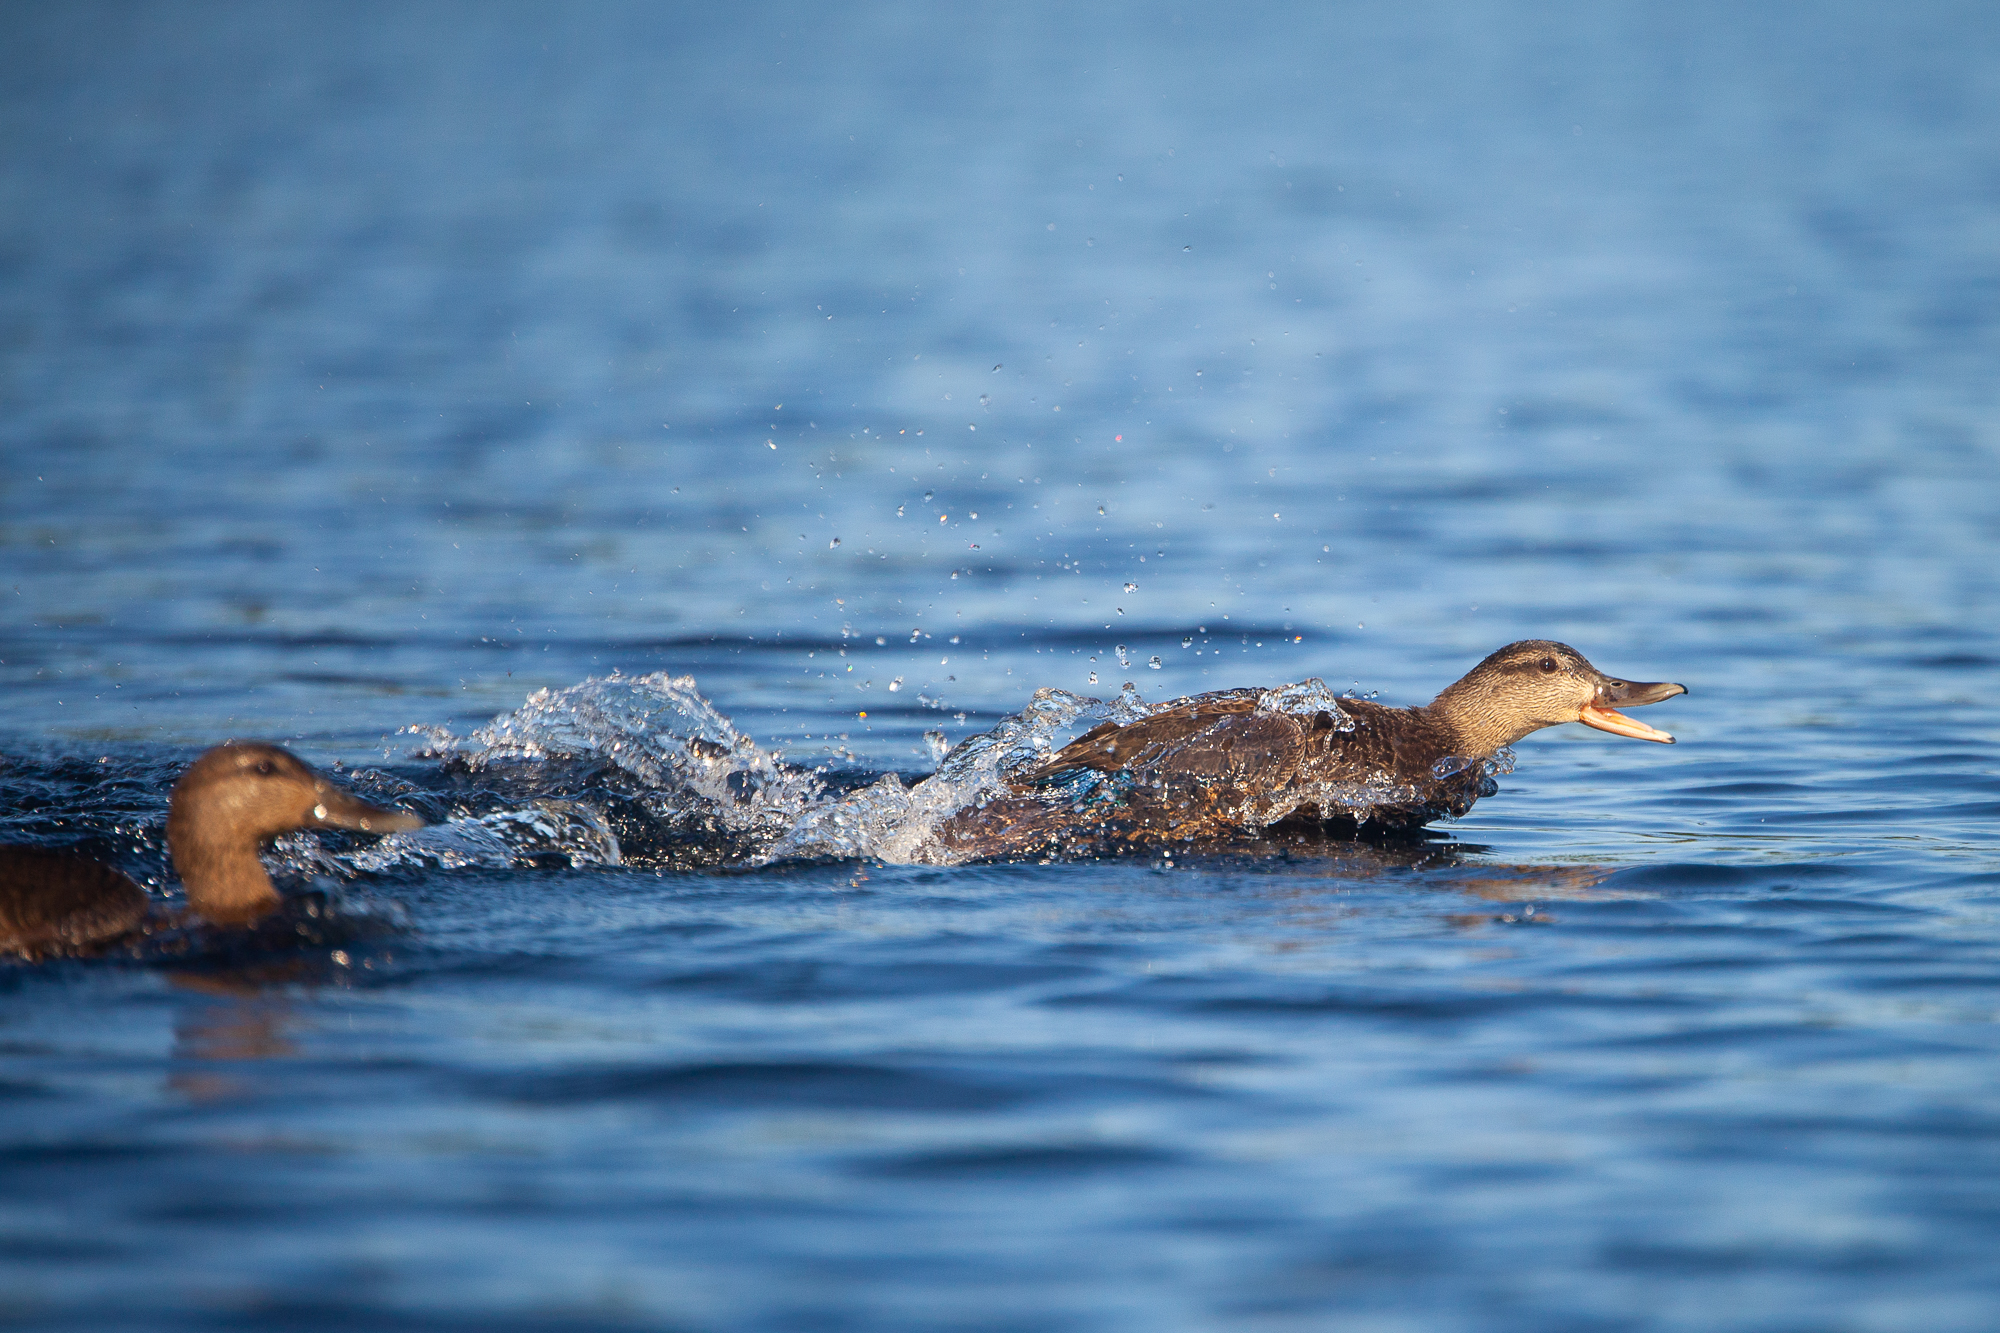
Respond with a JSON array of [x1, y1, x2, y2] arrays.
[[1419, 691, 1527, 760], [166, 824, 282, 926]]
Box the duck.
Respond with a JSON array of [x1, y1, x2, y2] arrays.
[[932, 640, 1685, 858], [0, 742, 425, 959]]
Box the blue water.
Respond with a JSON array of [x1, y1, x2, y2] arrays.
[[5, 1, 2000, 1327]]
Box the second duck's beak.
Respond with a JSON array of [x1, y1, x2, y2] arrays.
[[1578, 679, 1687, 744], [308, 779, 427, 834]]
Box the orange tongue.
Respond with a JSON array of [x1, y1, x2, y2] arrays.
[[1579, 704, 1676, 744]]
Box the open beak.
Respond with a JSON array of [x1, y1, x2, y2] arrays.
[[309, 778, 427, 834], [1578, 678, 1687, 745]]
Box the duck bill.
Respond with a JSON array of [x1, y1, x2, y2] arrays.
[[309, 779, 426, 833], [1579, 679, 1686, 745], [1578, 705, 1676, 744]]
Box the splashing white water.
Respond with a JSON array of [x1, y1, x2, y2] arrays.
[[762, 683, 1159, 865], [406, 671, 825, 846], [347, 800, 622, 872], [1254, 677, 1353, 725]]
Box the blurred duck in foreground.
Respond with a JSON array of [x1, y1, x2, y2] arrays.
[[0, 742, 424, 959], [935, 640, 1687, 858]]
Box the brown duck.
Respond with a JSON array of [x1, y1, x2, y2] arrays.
[[933, 640, 1685, 859], [0, 742, 424, 959]]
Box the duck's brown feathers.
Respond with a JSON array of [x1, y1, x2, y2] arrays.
[[0, 848, 151, 958]]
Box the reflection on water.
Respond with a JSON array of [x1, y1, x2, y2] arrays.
[[167, 974, 299, 1099]]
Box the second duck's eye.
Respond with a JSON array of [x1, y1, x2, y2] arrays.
[[1538, 657, 1557, 673], [254, 760, 275, 776]]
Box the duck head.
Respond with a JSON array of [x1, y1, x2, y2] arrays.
[[1426, 640, 1687, 758], [165, 741, 425, 925]]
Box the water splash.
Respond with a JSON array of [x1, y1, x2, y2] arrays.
[[1255, 678, 1353, 728], [763, 684, 1156, 865], [1476, 747, 1516, 798], [345, 800, 622, 872], [407, 671, 824, 849], [1111, 681, 1149, 716]]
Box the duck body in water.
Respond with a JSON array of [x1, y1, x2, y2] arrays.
[[933, 641, 1685, 859], [0, 742, 424, 959]]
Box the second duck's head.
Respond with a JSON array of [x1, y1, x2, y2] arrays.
[[1428, 640, 1687, 757], [165, 742, 425, 924], [169, 742, 425, 843]]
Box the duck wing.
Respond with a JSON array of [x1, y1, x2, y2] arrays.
[[1031, 691, 1287, 779], [932, 708, 1309, 860], [1021, 696, 1324, 838]]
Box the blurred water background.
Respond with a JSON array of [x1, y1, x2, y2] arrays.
[[4, 1, 2000, 1328]]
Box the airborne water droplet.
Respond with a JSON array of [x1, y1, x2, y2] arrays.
[[888, 677, 904, 692], [1123, 582, 1137, 592], [1115, 645, 1130, 667], [829, 537, 841, 548], [1148, 656, 1162, 670], [1097, 505, 1106, 515], [1182, 637, 1194, 648], [924, 490, 934, 501], [1087, 671, 1098, 685]]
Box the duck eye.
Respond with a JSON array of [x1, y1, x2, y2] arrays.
[[254, 760, 275, 776], [1539, 658, 1557, 673]]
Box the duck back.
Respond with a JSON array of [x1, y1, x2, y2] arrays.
[[0, 847, 150, 957]]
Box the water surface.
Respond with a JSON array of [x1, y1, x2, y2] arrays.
[[4, 2, 2000, 1328]]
